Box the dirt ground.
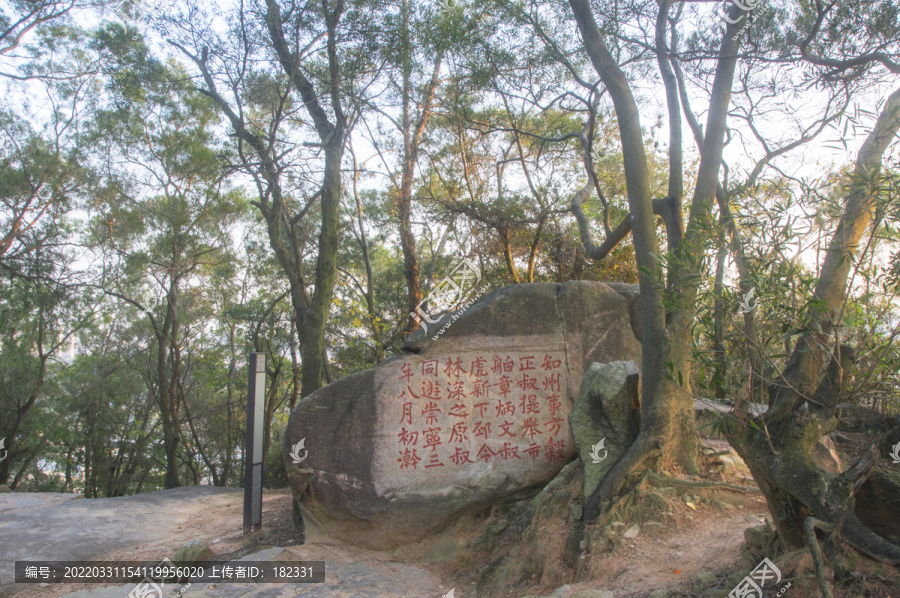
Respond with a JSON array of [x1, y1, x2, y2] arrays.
[[567, 502, 770, 596], [1, 487, 291, 598], [2, 487, 451, 598], [2, 452, 897, 598], [1, 483, 770, 598]]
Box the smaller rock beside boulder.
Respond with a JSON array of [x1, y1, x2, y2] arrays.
[[0, 484, 11, 493], [835, 404, 892, 433], [173, 540, 215, 564], [695, 571, 717, 588], [743, 524, 778, 561], [569, 361, 640, 503], [855, 469, 900, 544]]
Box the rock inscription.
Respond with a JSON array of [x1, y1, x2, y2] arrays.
[[375, 350, 570, 494]]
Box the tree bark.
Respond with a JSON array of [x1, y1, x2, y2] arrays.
[[726, 87, 900, 565], [568, 0, 750, 518], [159, 274, 181, 489], [263, 0, 345, 399]]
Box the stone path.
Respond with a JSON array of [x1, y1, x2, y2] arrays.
[[0, 487, 241, 595], [1, 487, 451, 598]]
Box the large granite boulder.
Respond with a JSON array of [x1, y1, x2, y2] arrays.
[[285, 281, 642, 549]]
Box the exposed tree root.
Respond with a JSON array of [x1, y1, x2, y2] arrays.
[[585, 437, 761, 521], [584, 433, 660, 520], [805, 516, 837, 598], [646, 472, 761, 495], [838, 511, 900, 564], [729, 419, 900, 567]]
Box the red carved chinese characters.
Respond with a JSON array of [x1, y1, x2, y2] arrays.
[[391, 351, 569, 470]]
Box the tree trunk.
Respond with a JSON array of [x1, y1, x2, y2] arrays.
[[262, 0, 345, 399], [398, 161, 421, 332], [397, 0, 442, 332], [289, 316, 300, 410], [222, 321, 237, 486], [351, 158, 385, 362], [63, 440, 75, 492], [569, 0, 750, 518], [159, 275, 181, 489], [0, 360, 47, 484], [570, 0, 714, 518], [712, 245, 727, 399], [500, 224, 522, 283], [726, 87, 900, 565], [183, 387, 220, 486], [263, 358, 282, 462], [308, 138, 341, 395]]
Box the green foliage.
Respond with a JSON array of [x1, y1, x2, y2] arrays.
[[3, 0, 900, 497], [690, 160, 900, 415]]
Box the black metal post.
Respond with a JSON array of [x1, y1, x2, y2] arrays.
[[243, 352, 266, 534]]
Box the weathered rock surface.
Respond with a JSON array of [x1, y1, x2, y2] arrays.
[[855, 468, 900, 544], [285, 281, 642, 549], [475, 460, 584, 597], [835, 404, 893, 433], [568, 361, 640, 502], [882, 422, 900, 460], [172, 539, 215, 564]]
